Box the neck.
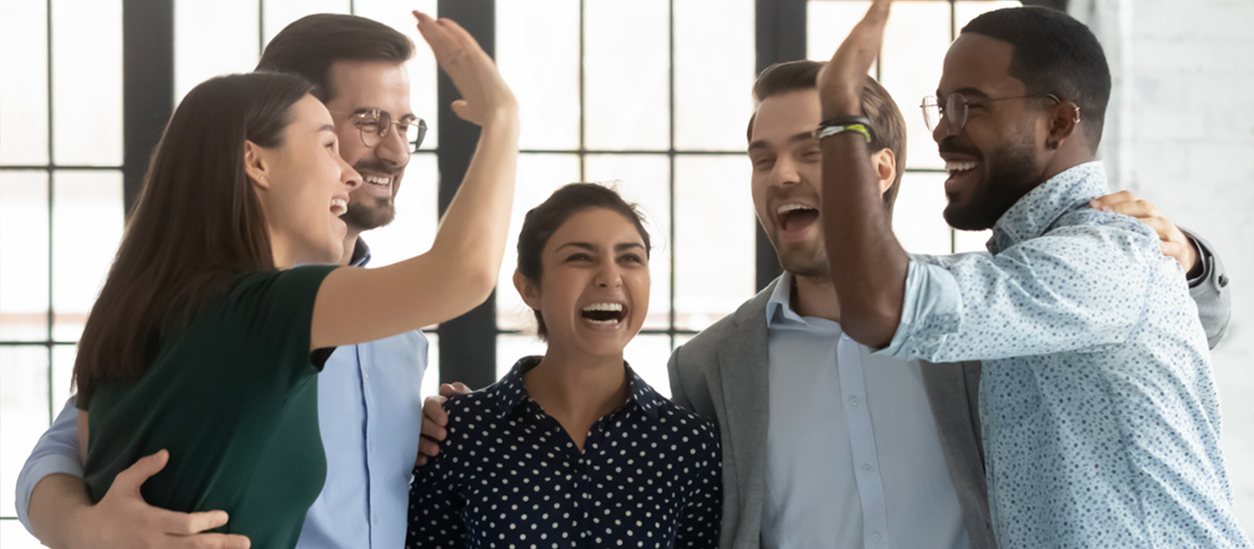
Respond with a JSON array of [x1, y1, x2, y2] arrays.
[[524, 344, 629, 429], [790, 271, 842, 322], [269, 230, 294, 269], [338, 227, 363, 266]]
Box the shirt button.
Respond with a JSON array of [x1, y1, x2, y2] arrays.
[[862, 463, 872, 473], [871, 531, 882, 542], [850, 396, 860, 407]]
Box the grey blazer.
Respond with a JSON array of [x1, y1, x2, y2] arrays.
[[666, 234, 1230, 549]]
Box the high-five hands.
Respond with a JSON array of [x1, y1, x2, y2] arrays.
[[412, 11, 517, 127], [816, 0, 894, 118]]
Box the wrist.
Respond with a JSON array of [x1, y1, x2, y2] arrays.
[[821, 96, 862, 120]]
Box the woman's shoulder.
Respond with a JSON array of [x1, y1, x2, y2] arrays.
[[651, 394, 721, 447]]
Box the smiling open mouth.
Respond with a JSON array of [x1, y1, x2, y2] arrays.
[[777, 203, 819, 232], [581, 302, 627, 325]]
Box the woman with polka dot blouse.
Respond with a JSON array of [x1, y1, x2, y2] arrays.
[[406, 184, 722, 549]]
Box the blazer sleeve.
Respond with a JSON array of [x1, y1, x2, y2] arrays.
[[1181, 228, 1231, 349]]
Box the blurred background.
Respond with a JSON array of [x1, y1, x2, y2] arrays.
[[1, 0, 1250, 544]]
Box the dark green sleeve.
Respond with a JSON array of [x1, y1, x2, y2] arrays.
[[225, 265, 339, 377]]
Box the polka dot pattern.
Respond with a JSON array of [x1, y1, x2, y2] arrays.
[[406, 356, 722, 548], [886, 163, 1251, 548]]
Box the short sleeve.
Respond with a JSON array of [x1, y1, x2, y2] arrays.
[[224, 265, 339, 374]]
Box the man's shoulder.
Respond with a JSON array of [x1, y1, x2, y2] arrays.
[[676, 291, 769, 365]]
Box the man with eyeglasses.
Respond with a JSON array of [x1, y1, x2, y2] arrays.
[[817, 2, 1247, 547], [15, 13, 480, 549]]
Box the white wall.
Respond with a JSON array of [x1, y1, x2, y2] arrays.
[[1081, 0, 1254, 533]]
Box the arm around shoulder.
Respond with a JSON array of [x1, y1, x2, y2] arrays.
[[1181, 229, 1231, 348], [17, 396, 83, 535]]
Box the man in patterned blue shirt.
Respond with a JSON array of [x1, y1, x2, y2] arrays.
[[815, 2, 1249, 548]]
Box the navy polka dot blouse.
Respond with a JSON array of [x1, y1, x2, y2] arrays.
[[407, 356, 722, 549]]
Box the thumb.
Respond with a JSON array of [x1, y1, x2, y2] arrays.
[[113, 449, 169, 495], [450, 100, 477, 124]]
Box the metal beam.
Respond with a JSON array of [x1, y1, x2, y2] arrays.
[[435, 0, 498, 390], [122, 0, 174, 216]]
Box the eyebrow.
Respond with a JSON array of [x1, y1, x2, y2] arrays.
[[938, 87, 991, 100], [557, 242, 646, 253], [317, 124, 336, 133], [748, 131, 817, 152], [353, 107, 418, 123]]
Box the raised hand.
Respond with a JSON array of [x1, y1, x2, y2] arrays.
[[816, 0, 894, 118], [413, 11, 517, 127]]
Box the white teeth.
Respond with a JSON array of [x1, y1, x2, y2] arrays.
[[363, 175, 390, 186], [586, 319, 619, 325], [582, 303, 624, 312], [776, 203, 815, 215], [945, 160, 978, 173], [331, 198, 348, 215]]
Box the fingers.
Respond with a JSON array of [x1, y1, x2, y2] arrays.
[[112, 449, 169, 494], [1138, 215, 1178, 241], [1160, 241, 1192, 270], [172, 533, 251, 549], [420, 414, 447, 442], [450, 100, 475, 123], [450, 382, 472, 395], [417, 436, 442, 461], [1091, 191, 1160, 218], [163, 510, 230, 535], [423, 395, 450, 428]]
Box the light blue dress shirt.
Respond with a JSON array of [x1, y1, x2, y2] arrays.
[[15, 239, 429, 549], [760, 273, 969, 549], [881, 162, 1250, 548]]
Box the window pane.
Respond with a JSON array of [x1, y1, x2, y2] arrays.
[[585, 0, 669, 150], [808, 0, 876, 77], [674, 0, 754, 151], [52, 0, 122, 166], [175, 0, 260, 102], [496, 154, 581, 331], [262, 0, 351, 45], [496, 333, 547, 381], [892, 171, 952, 255], [1, 521, 45, 549], [0, 171, 50, 341], [881, 1, 950, 170], [955, 1, 1022, 29], [497, 0, 580, 150], [953, 227, 992, 254], [675, 155, 755, 331], [1, 346, 50, 518], [422, 332, 440, 398], [51, 171, 124, 342], [351, 0, 440, 147], [623, 334, 673, 398], [362, 153, 438, 267], [0, 0, 49, 165], [52, 344, 76, 403], [584, 154, 672, 330]]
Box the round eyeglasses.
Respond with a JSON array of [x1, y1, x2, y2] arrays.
[[921, 93, 1060, 134], [333, 109, 428, 153]]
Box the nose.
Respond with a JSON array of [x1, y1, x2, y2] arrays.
[[594, 261, 623, 289], [340, 156, 362, 190], [376, 123, 411, 166], [769, 156, 801, 188]]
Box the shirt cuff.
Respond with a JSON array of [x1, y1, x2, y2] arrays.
[[874, 259, 963, 361], [15, 454, 85, 534]]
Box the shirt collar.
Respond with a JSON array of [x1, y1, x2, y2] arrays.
[[489, 356, 662, 420], [988, 161, 1109, 255], [349, 237, 372, 267], [765, 272, 814, 328]]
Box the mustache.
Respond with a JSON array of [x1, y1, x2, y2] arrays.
[[352, 159, 403, 177], [937, 136, 980, 157]]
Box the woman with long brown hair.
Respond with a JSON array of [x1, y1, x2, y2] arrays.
[[71, 14, 517, 549]]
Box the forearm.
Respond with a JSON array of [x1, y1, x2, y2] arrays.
[[426, 116, 520, 296], [28, 473, 92, 549], [820, 132, 908, 347]]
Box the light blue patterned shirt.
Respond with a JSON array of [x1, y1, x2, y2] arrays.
[[879, 162, 1250, 548]]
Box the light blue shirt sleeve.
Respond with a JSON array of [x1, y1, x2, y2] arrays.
[[881, 225, 1159, 364], [15, 395, 84, 534]]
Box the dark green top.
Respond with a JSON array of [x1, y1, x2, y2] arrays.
[[83, 265, 339, 549]]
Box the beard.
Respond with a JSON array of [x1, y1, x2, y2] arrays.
[[941, 133, 1041, 231], [341, 159, 402, 230], [772, 237, 831, 279]]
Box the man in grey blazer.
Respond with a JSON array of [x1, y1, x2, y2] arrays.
[[665, 60, 1231, 549]]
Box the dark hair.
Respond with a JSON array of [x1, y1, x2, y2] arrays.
[[962, 6, 1111, 149], [73, 72, 314, 406], [516, 183, 651, 339], [747, 60, 907, 215], [256, 13, 415, 102]]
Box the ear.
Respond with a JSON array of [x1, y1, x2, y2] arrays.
[[513, 270, 542, 311], [1045, 101, 1081, 150], [243, 140, 270, 189], [870, 147, 897, 197]]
